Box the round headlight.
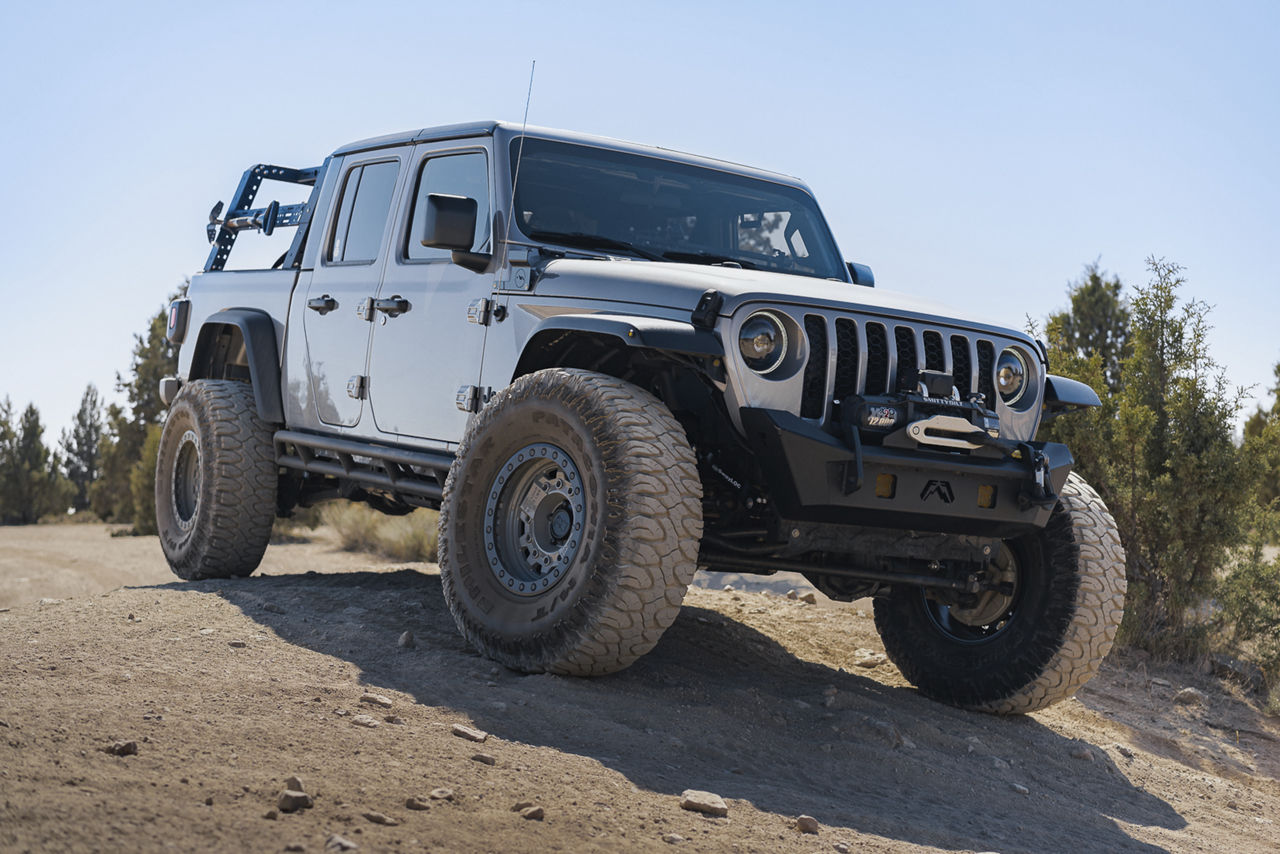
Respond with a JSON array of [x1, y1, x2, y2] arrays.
[[996, 349, 1028, 404], [738, 311, 788, 375]]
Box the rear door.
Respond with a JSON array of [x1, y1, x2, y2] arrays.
[[301, 152, 407, 427], [367, 141, 494, 444]]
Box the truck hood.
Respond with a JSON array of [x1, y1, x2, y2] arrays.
[[534, 258, 1028, 338]]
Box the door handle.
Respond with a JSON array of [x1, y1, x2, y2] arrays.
[[373, 295, 411, 318], [307, 295, 338, 315]]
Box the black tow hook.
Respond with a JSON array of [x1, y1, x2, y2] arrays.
[[1016, 443, 1058, 510]]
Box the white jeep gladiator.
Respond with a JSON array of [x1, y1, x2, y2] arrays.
[[156, 121, 1125, 714]]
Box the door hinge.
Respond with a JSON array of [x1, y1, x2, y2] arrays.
[[456, 385, 479, 412], [456, 385, 493, 413], [347, 375, 367, 400], [467, 298, 492, 326]]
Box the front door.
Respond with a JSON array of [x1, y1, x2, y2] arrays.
[[301, 153, 406, 427], [368, 142, 493, 444]]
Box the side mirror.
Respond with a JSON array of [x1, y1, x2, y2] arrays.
[[421, 193, 478, 251], [847, 261, 875, 287], [421, 193, 492, 274]]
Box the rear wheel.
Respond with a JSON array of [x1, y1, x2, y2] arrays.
[[439, 368, 703, 676], [873, 472, 1126, 714], [155, 380, 277, 580]]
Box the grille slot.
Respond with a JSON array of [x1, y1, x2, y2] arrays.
[[923, 331, 945, 372], [864, 323, 889, 395], [800, 315, 828, 419], [977, 340, 996, 406], [951, 335, 973, 396], [833, 318, 859, 402], [894, 326, 918, 392]]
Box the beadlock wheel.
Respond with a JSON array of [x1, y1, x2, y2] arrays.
[[922, 541, 1020, 642], [483, 442, 586, 597], [171, 429, 202, 530]]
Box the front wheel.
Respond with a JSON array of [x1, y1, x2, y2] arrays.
[[873, 472, 1126, 714], [438, 368, 703, 676]]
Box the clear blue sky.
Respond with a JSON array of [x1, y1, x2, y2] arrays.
[[2, 1, 1277, 438]]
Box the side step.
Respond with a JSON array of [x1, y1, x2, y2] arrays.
[[274, 429, 453, 503]]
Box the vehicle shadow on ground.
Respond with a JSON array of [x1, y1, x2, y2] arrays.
[[147, 568, 1185, 853]]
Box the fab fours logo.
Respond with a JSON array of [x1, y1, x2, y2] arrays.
[[920, 480, 955, 504]]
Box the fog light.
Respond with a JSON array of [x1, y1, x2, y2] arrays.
[[875, 474, 896, 499], [977, 484, 998, 509]]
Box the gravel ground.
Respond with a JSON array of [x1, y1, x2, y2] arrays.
[[1, 523, 1277, 853]]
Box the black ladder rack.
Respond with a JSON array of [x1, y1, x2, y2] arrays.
[[203, 160, 330, 272]]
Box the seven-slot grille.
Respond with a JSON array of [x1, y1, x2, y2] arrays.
[[800, 314, 1002, 421]]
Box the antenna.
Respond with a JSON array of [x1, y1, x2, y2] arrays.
[[503, 60, 536, 257]]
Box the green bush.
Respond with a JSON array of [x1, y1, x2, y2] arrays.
[[1216, 504, 1280, 688], [320, 502, 439, 563], [128, 423, 164, 536], [1041, 258, 1258, 658]]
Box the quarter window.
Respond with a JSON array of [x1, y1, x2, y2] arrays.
[[407, 151, 490, 260], [329, 160, 400, 263]]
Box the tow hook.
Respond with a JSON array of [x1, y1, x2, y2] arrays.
[[1016, 444, 1057, 510]]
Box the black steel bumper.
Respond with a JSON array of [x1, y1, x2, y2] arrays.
[[739, 408, 1073, 538]]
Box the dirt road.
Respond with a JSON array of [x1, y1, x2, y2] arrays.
[[1, 524, 1277, 853]]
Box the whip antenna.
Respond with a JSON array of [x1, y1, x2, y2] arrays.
[[504, 60, 536, 257]]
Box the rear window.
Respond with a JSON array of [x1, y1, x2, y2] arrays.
[[328, 160, 400, 264]]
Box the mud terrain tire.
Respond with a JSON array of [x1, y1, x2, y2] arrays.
[[155, 380, 277, 580], [873, 472, 1126, 714], [439, 368, 703, 676]]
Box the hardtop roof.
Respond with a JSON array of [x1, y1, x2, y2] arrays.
[[329, 121, 807, 188]]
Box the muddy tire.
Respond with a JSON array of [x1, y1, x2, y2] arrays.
[[439, 368, 703, 676], [873, 472, 1126, 714], [155, 380, 277, 580]]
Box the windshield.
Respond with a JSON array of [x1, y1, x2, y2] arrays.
[[509, 138, 847, 280]]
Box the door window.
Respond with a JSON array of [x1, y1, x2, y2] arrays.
[[328, 160, 400, 264], [406, 151, 490, 260]]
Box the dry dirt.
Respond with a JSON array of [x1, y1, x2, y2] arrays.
[[1, 524, 1278, 854]]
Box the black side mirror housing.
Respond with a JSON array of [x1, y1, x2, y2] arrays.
[[421, 193, 478, 251], [847, 261, 875, 287], [421, 193, 492, 273]]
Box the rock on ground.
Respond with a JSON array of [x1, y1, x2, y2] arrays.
[[360, 692, 394, 708], [451, 723, 488, 742], [680, 789, 728, 817], [1175, 687, 1207, 706], [277, 790, 313, 812]]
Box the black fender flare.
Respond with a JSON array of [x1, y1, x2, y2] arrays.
[[1043, 374, 1101, 416], [189, 308, 284, 423], [522, 313, 723, 360]]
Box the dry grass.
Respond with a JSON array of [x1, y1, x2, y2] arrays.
[[320, 502, 439, 563]]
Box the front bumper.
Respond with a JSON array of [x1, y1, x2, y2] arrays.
[[739, 408, 1072, 538]]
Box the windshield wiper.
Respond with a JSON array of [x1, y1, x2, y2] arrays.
[[525, 230, 664, 261], [659, 250, 757, 270]]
